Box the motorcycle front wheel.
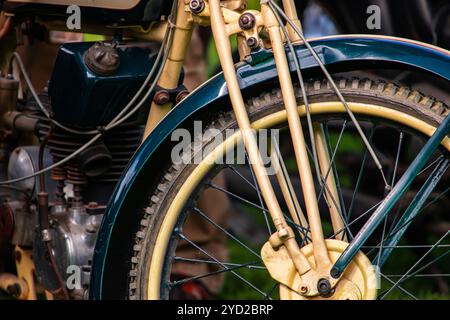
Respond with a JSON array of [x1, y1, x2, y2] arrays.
[[127, 77, 449, 300]]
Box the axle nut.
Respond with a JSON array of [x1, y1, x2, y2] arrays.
[[317, 278, 332, 296]]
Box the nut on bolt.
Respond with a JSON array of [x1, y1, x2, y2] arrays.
[[175, 90, 189, 104], [246, 37, 258, 48], [317, 278, 332, 296], [189, 0, 205, 14], [153, 90, 170, 105], [239, 13, 256, 30], [299, 285, 309, 294]]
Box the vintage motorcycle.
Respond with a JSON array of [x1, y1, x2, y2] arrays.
[[0, 0, 448, 300]]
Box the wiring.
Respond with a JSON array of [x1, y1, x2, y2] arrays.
[[0, 0, 178, 186]]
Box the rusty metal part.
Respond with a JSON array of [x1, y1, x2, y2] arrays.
[[189, 0, 206, 14], [5, 200, 35, 247], [38, 120, 142, 183], [153, 89, 171, 105], [0, 203, 14, 243], [175, 90, 189, 104], [3, 111, 38, 133], [36, 133, 69, 299], [38, 192, 50, 231], [67, 163, 88, 185], [84, 42, 120, 76], [239, 12, 256, 30], [0, 273, 29, 299], [14, 246, 37, 300], [51, 161, 67, 181], [0, 76, 19, 118], [246, 36, 258, 48], [262, 239, 378, 300]]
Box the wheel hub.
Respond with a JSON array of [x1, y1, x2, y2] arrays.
[[262, 239, 378, 300]]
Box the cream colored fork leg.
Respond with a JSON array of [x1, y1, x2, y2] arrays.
[[313, 123, 347, 241], [209, 0, 312, 275], [262, 3, 331, 268], [270, 140, 309, 240]]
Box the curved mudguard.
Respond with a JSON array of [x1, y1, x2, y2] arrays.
[[90, 35, 450, 298]]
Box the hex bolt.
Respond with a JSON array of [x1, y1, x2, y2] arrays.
[[246, 37, 258, 48], [299, 285, 308, 294], [239, 13, 256, 30], [189, 0, 205, 14], [175, 90, 189, 104], [153, 90, 170, 105], [317, 278, 332, 295]]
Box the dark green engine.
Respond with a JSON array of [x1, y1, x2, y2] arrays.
[[48, 41, 158, 127]]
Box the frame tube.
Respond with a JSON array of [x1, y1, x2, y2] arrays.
[[143, 1, 194, 138], [378, 158, 449, 267], [332, 114, 450, 277]]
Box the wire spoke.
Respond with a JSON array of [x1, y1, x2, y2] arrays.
[[271, 138, 310, 241], [362, 244, 450, 249], [245, 151, 272, 235], [347, 126, 375, 222], [330, 200, 383, 239], [192, 206, 261, 259], [208, 181, 310, 236], [417, 155, 444, 177], [383, 274, 450, 278], [268, 0, 390, 189], [174, 256, 266, 269], [317, 121, 347, 203], [379, 273, 418, 300], [171, 260, 263, 287], [209, 183, 268, 212], [177, 232, 269, 298], [397, 250, 450, 283], [264, 283, 280, 300], [379, 231, 449, 299], [226, 165, 258, 191], [391, 131, 404, 186]]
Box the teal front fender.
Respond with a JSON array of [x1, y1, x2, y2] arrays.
[[90, 35, 450, 299]]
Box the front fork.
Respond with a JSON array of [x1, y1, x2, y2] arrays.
[[209, 0, 338, 296], [157, 0, 450, 297], [209, 0, 450, 296]]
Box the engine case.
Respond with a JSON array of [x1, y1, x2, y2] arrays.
[[34, 205, 103, 299]]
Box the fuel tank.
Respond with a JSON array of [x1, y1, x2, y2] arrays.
[[48, 41, 162, 127]]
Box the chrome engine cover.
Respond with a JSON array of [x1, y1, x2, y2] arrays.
[[34, 205, 103, 299]]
